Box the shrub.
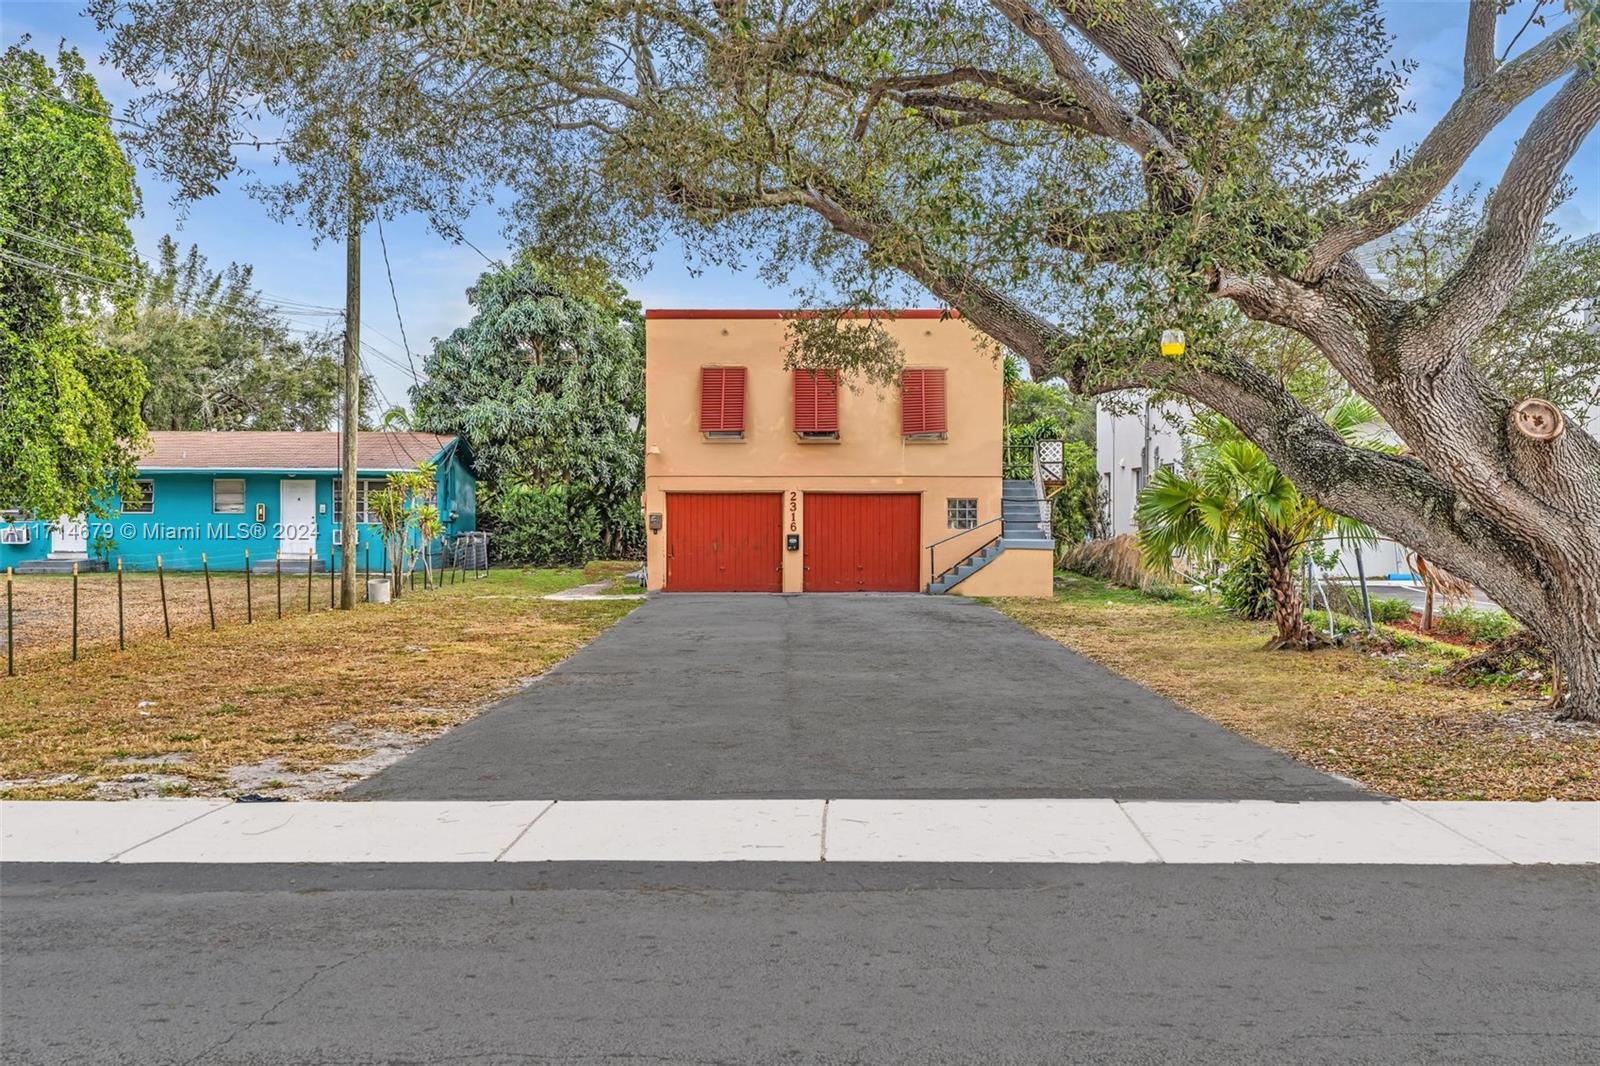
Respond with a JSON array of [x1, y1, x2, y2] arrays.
[[1216, 548, 1273, 620], [1433, 606, 1519, 644], [483, 484, 608, 567], [1061, 534, 1177, 594], [1301, 609, 1367, 638], [1368, 597, 1415, 624]]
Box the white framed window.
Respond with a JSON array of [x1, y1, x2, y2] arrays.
[[212, 478, 246, 514], [947, 498, 978, 530], [332, 478, 388, 524], [122, 479, 155, 515]]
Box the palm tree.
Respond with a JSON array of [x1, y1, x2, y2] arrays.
[[1135, 398, 1382, 650]]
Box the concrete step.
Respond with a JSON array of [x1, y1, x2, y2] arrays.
[[253, 557, 328, 574], [928, 543, 1006, 594], [15, 558, 108, 574]]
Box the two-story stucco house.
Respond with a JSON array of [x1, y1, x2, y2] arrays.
[[642, 309, 1055, 596]]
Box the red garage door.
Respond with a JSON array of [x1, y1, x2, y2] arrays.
[[803, 493, 921, 592], [665, 493, 783, 592]]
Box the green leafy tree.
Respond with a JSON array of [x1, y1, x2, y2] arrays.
[[1006, 364, 1095, 445], [0, 45, 147, 520], [1136, 399, 1382, 650], [1005, 357, 1098, 543], [107, 236, 363, 430], [369, 462, 437, 595], [306, 0, 1600, 716], [410, 259, 644, 560]]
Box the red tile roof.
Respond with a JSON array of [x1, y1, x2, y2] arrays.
[[139, 431, 457, 472]]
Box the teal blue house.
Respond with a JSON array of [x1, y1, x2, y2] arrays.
[[2, 431, 476, 572]]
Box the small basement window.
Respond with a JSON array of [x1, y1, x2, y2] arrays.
[[122, 479, 155, 515], [212, 478, 246, 514], [947, 498, 978, 529]]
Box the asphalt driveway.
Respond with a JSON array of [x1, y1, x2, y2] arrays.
[[348, 593, 1369, 801]]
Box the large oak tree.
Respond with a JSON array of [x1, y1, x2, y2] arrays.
[[102, 0, 1600, 714], [392, 0, 1600, 716]]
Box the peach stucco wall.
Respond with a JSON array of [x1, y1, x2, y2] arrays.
[[643, 311, 1014, 593], [946, 546, 1055, 598]]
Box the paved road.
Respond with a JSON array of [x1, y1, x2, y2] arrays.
[[1357, 581, 1499, 613], [4, 862, 1596, 1066], [348, 594, 1367, 801]]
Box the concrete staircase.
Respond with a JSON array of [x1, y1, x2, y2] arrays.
[[927, 479, 1052, 593]]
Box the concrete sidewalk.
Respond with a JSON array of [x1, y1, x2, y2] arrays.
[[4, 798, 1595, 864]]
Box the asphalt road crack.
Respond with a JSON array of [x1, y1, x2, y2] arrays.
[[177, 949, 369, 1065]]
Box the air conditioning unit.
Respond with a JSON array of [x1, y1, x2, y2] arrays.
[[0, 525, 31, 545], [333, 527, 351, 547]]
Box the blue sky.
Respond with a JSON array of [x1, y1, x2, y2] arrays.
[[5, 1, 1597, 409]]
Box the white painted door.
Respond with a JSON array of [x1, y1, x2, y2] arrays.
[[51, 514, 87, 556], [279, 481, 317, 559]]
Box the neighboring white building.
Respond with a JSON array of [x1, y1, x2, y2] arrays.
[[1095, 394, 1186, 537], [1095, 394, 1418, 579]]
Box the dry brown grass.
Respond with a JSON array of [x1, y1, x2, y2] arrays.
[[996, 575, 1599, 801], [4, 567, 371, 667], [0, 568, 637, 799]]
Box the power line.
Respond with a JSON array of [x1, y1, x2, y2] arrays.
[[356, 314, 420, 356], [0, 247, 140, 294], [354, 359, 429, 466], [3, 209, 346, 313], [0, 76, 156, 132], [376, 215, 420, 387], [1, 232, 343, 319], [359, 339, 415, 377], [0, 73, 286, 148]]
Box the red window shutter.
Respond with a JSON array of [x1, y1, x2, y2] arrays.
[[793, 369, 839, 433], [700, 366, 747, 433], [901, 368, 947, 435]]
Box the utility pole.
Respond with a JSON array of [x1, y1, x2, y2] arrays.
[[340, 142, 361, 610]]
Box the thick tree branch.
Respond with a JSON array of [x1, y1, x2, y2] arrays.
[[1463, 0, 1499, 88], [1421, 70, 1600, 351], [797, 66, 1101, 138], [988, 0, 1196, 191], [1091, 356, 1550, 624], [1306, 19, 1577, 277], [1052, 0, 1184, 88], [898, 89, 1100, 133]]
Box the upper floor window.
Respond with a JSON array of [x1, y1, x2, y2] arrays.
[[212, 478, 246, 514], [700, 366, 747, 438], [122, 479, 155, 515], [793, 369, 840, 440], [901, 368, 947, 439]]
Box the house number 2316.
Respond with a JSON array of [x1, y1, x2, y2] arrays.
[[788, 491, 798, 532]]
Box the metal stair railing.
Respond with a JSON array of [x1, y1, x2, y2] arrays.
[[926, 518, 1003, 589]]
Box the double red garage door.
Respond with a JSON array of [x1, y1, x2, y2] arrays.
[[665, 492, 920, 592]]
